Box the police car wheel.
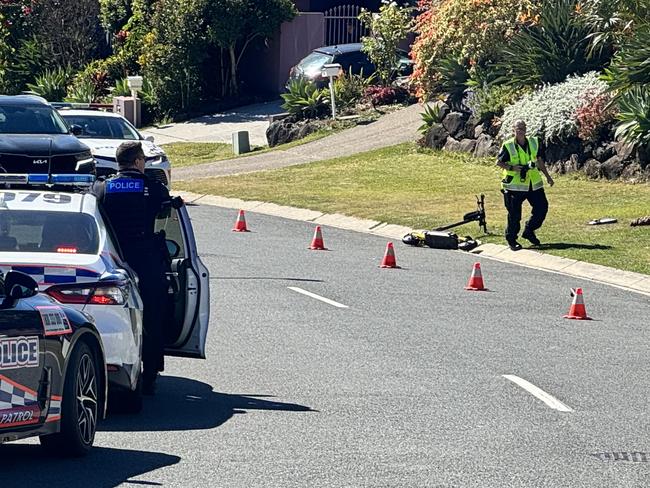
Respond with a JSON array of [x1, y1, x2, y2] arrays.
[[40, 341, 99, 457]]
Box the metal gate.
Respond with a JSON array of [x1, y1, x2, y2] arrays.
[[324, 4, 369, 46]]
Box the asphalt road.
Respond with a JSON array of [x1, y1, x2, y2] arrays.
[[2, 204, 650, 487]]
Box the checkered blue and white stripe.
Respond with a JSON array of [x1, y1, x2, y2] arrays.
[[0, 375, 38, 410], [46, 397, 62, 422], [0, 265, 100, 285]]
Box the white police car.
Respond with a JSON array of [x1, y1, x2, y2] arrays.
[[58, 109, 172, 187], [0, 174, 209, 412]]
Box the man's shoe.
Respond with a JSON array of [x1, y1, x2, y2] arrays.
[[507, 240, 522, 251], [521, 229, 541, 246]]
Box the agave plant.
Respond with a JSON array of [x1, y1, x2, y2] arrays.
[[602, 27, 650, 93], [281, 77, 328, 119], [25, 67, 72, 102], [432, 55, 469, 111], [495, 0, 606, 89], [111, 78, 132, 97], [418, 103, 444, 135], [614, 86, 650, 147], [65, 79, 98, 104]]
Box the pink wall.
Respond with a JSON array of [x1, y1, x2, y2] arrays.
[[276, 13, 325, 92]]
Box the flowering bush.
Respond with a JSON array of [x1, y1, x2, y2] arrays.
[[363, 85, 409, 107], [575, 89, 616, 141], [498, 72, 610, 144], [412, 0, 540, 98]]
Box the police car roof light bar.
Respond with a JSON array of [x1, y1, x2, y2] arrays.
[[0, 173, 95, 187]]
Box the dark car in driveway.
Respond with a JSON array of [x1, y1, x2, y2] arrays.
[[288, 43, 413, 88], [0, 270, 107, 456], [0, 95, 95, 175]]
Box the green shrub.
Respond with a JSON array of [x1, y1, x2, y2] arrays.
[[333, 68, 374, 111], [430, 55, 470, 110], [359, 2, 414, 86], [418, 102, 444, 135], [498, 72, 609, 144], [466, 84, 523, 123], [602, 27, 650, 94], [495, 0, 606, 89], [112, 78, 131, 97], [614, 86, 650, 147], [25, 67, 73, 101], [64, 78, 98, 103], [281, 78, 328, 119]]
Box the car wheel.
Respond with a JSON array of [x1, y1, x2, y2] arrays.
[[40, 341, 99, 457], [109, 373, 143, 414]]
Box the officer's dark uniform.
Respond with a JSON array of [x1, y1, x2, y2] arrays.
[[92, 169, 171, 389], [497, 138, 548, 248]]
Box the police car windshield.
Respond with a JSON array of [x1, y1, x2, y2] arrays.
[[0, 104, 69, 135], [60, 114, 140, 140], [0, 211, 99, 254]]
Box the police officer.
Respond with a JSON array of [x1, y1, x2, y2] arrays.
[[92, 141, 175, 395], [496, 119, 554, 251]]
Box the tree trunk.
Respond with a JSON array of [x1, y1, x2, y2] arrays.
[[229, 45, 238, 96]]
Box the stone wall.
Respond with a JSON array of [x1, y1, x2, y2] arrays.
[[422, 103, 650, 183]]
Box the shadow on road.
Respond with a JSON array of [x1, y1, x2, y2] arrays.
[[0, 445, 180, 488], [534, 242, 612, 250], [101, 376, 315, 432]]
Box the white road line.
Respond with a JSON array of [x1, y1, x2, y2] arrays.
[[503, 374, 574, 413], [287, 287, 349, 309]]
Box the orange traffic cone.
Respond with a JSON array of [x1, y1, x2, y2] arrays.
[[380, 242, 400, 268], [309, 226, 327, 250], [232, 210, 249, 232], [564, 288, 592, 320], [465, 262, 487, 291]]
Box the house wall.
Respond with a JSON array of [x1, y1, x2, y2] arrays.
[[240, 13, 325, 96]]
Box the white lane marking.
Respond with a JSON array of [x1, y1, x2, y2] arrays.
[[503, 374, 574, 412], [287, 287, 349, 309]]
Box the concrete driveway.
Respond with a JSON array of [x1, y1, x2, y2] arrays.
[[140, 100, 284, 147]]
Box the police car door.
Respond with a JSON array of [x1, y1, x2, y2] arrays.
[[0, 306, 44, 430], [155, 205, 210, 359]]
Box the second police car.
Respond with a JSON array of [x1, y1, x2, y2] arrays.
[[0, 269, 107, 456], [0, 174, 210, 412]]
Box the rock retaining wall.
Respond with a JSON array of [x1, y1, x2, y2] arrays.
[[422, 103, 650, 183]]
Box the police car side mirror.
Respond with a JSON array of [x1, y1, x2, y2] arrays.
[[4, 271, 38, 300], [69, 124, 83, 136], [145, 135, 155, 143], [166, 239, 181, 258]]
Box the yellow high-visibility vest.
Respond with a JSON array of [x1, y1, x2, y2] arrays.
[[501, 136, 543, 191]]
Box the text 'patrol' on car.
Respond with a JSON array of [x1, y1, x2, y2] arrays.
[[0, 269, 107, 456], [0, 174, 210, 413]]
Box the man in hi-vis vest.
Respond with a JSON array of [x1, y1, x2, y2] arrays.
[[496, 119, 554, 251]]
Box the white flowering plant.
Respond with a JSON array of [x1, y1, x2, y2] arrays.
[[498, 72, 610, 144]]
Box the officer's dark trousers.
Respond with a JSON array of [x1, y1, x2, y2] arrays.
[[503, 188, 548, 242], [129, 252, 168, 385]]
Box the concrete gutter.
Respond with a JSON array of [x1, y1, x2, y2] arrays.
[[177, 191, 650, 298]]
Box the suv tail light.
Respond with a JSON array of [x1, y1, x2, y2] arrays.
[[46, 284, 126, 305]]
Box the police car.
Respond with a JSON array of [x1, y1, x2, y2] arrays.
[[0, 269, 107, 456], [0, 174, 210, 412], [57, 109, 171, 187]]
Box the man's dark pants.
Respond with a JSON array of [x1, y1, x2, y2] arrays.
[[503, 188, 548, 242], [129, 251, 168, 386]]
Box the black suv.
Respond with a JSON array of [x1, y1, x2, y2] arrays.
[[0, 95, 95, 174]]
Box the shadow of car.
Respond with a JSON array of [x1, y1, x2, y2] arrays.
[[288, 43, 413, 88]]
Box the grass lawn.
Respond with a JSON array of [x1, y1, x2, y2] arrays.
[[175, 142, 650, 275], [162, 110, 393, 167], [163, 130, 336, 168]]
